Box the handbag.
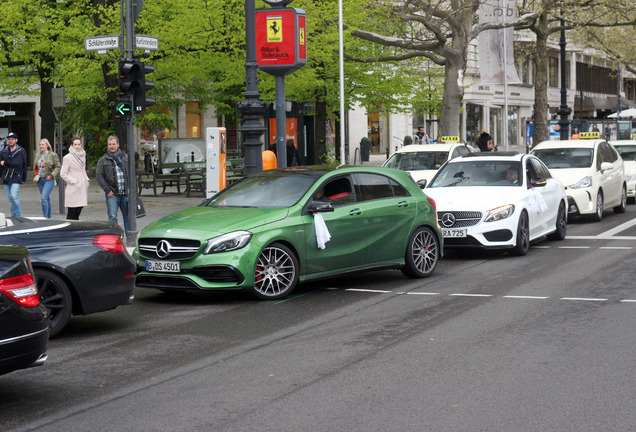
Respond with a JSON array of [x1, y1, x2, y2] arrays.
[[135, 196, 146, 218]]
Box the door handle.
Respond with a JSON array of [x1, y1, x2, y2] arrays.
[[349, 208, 363, 216], [397, 201, 409, 207]]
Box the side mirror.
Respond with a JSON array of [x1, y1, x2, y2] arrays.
[[600, 162, 613, 172], [417, 179, 428, 189], [311, 200, 335, 213], [530, 178, 547, 187]]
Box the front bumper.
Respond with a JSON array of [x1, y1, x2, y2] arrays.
[[565, 188, 595, 215]]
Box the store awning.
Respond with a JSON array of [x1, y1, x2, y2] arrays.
[[580, 96, 614, 110]]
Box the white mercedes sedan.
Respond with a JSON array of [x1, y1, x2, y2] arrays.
[[423, 152, 567, 255]]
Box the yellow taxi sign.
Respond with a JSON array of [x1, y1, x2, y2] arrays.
[[440, 136, 460, 143], [580, 131, 600, 139], [631, 133, 636, 140]]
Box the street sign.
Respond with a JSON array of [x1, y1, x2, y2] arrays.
[[135, 35, 159, 51], [0, 110, 16, 117], [85, 35, 120, 54]]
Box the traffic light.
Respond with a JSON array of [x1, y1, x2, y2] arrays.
[[118, 59, 140, 97], [114, 96, 132, 119], [132, 61, 155, 113]]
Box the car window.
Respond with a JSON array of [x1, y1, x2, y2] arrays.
[[356, 173, 396, 201], [389, 178, 410, 197], [430, 160, 522, 187], [313, 176, 356, 207], [599, 142, 617, 163], [384, 151, 448, 171], [614, 145, 636, 161], [532, 148, 593, 169], [529, 157, 552, 179]]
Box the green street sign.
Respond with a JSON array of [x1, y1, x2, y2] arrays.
[[115, 100, 132, 118]]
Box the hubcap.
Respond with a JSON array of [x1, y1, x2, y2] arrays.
[[413, 230, 437, 272], [254, 246, 296, 297]]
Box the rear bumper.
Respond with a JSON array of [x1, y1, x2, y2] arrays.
[[0, 327, 49, 375]]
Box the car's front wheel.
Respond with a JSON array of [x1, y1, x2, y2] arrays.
[[512, 211, 530, 256], [547, 201, 567, 241], [401, 226, 440, 278], [592, 191, 604, 222], [613, 185, 627, 213], [252, 243, 299, 300], [36, 269, 72, 338]]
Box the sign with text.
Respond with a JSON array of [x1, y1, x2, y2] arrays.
[[85, 35, 119, 53], [255, 8, 306, 76]]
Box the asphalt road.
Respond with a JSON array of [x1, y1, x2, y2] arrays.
[[2, 205, 635, 431]]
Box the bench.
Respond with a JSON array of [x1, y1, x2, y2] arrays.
[[182, 162, 207, 197], [226, 158, 245, 185]]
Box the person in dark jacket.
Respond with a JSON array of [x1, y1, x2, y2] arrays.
[[286, 140, 301, 167], [96, 135, 129, 235], [477, 131, 495, 152], [0, 132, 28, 217]]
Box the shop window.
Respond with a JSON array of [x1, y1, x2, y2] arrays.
[[186, 102, 201, 138]]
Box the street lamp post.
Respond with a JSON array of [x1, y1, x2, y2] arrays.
[[557, 17, 571, 141], [238, 0, 267, 175]]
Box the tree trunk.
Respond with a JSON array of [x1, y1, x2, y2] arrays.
[[314, 100, 328, 164], [532, 14, 550, 146], [439, 52, 465, 139]]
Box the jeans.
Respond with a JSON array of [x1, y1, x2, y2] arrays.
[[105, 194, 129, 235], [3, 183, 22, 217], [37, 177, 56, 218]]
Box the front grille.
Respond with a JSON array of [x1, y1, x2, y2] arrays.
[[438, 211, 482, 228], [138, 237, 201, 260], [483, 229, 513, 242], [136, 274, 201, 290], [191, 266, 243, 284]]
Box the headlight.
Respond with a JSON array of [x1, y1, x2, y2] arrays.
[[484, 204, 515, 222], [204, 231, 252, 254], [569, 176, 592, 189]]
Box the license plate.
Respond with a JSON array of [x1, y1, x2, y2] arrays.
[[442, 229, 467, 238], [146, 260, 180, 273]]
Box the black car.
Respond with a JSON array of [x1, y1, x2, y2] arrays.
[[0, 215, 135, 337], [0, 245, 49, 375]]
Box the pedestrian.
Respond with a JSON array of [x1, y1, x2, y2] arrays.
[[592, 124, 599, 133], [403, 135, 413, 145], [604, 125, 612, 141], [286, 139, 301, 167], [414, 127, 429, 144], [32, 138, 61, 219], [0, 132, 28, 217], [60, 137, 90, 220], [96, 135, 129, 235], [476, 130, 495, 152]]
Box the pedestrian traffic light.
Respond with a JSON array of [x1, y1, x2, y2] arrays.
[[132, 61, 155, 113]]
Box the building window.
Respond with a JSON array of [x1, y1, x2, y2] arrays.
[[186, 102, 201, 138], [549, 58, 558, 87]]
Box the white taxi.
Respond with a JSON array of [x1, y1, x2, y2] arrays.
[[610, 140, 636, 201], [531, 135, 627, 221], [423, 152, 567, 255], [383, 141, 475, 183]]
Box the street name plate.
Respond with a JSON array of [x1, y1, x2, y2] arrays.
[[85, 35, 120, 52], [135, 35, 159, 51]]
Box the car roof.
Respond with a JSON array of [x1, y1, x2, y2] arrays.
[[393, 143, 466, 153], [449, 151, 523, 161], [610, 140, 636, 146], [533, 139, 603, 150]]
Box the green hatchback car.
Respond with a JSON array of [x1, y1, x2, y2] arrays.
[[134, 166, 442, 299]]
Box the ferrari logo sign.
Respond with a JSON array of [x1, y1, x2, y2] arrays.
[[267, 17, 283, 42]]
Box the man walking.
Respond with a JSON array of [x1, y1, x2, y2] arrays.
[[0, 132, 28, 217], [96, 135, 129, 235], [414, 127, 429, 144]]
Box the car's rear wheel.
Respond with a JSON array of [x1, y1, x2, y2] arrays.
[[512, 211, 530, 256], [613, 185, 627, 213], [547, 201, 567, 241], [36, 269, 72, 338], [401, 226, 439, 278], [591, 191, 603, 222], [252, 243, 299, 300]]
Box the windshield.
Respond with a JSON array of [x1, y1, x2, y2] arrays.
[[204, 172, 317, 208], [384, 151, 449, 171], [613, 145, 636, 162], [532, 148, 593, 168], [430, 160, 522, 187]]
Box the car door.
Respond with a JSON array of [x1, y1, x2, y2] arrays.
[[353, 173, 416, 264], [303, 175, 368, 275], [598, 142, 622, 206], [528, 157, 562, 233]]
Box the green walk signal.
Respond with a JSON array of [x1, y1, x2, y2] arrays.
[[115, 99, 132, 118]]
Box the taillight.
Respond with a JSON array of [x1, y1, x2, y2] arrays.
[[0, 273, 40, 307], [94, 234, 126, 253], [427, 196, 437, 210]]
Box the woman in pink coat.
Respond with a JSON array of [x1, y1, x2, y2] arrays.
[[60, 137, 90, 220]]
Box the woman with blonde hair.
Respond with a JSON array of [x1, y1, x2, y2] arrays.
[[60, 137, 90, 220], [32, 138, 61, 218]]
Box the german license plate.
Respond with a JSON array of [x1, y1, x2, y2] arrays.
[[146, 260, 180, 273], [442, 229, 467, 238]]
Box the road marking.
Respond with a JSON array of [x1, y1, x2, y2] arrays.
[[532, 245, 551, 248], [599, 246, 633, 250], [567, 235, 636, 240], [504, 295, 549, 300], [346, 288, 392, 294], [598, 218, 636, 237], [558, 246, 591, 249], [620, 299, 636, 303], [560, 297, 607, 302], [404, 292, 439, 296], [450, 293, 492, 297]]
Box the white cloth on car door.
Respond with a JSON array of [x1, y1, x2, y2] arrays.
[[533, 189, 548, 212], [314, 213, 331, 249]]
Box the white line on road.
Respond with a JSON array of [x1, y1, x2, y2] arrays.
[[346, 289, 392, 294], [450, 293, 492, 297], [598, 218, 636, 237], [503, 295, 549, 300], [599, 246, 633, 250], [558, 246, 591, 249], [404, 292, 439, 296], [620, 299, 636, 303], [560, 297, 608, 302]]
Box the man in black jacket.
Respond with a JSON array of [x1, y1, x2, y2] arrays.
[[96, 135, 129, 235], [0, 132, 28, 217]]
